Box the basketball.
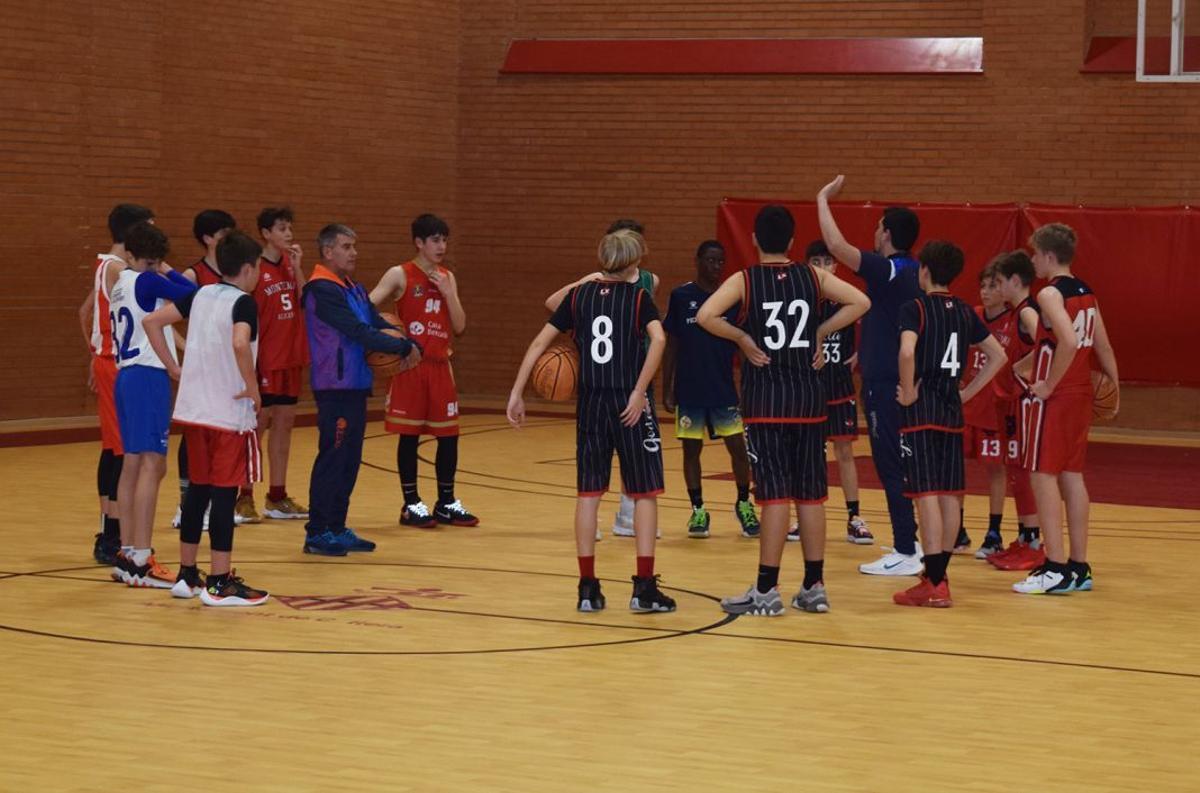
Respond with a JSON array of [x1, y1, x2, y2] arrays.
[[1092, 370, 1119, 420], [366, 311, 411, 380], [531, 344, 579, 401]]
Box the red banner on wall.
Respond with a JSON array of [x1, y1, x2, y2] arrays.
[[716, 198, 1198, 385]]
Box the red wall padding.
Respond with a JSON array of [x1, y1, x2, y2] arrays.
[[716, 199, 1199, 385]]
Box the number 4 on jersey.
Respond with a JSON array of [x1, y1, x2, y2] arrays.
[[940, 331, 960, 376]]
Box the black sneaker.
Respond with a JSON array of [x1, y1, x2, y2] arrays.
[[974, 532, 1004, 560], [171, 565, 206, 599], [953, 527, 972, 554], [577, 578, 605, 612], [200, 570, 269, 607], [93, 532, 120, 565], [1068, 561, 1094, 592], [630, 575, 676, 613], [434, 499, 479, 527]]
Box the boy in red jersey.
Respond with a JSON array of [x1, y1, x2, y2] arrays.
[[959, 260, 1014, 556], [1012, 224, 1119, 595], [893, 242, 1006, 607], [986, 251, 1045, 569], [371, 214, 476, 528], [78, 203, 155, 565], [237, 207, 309, 523]]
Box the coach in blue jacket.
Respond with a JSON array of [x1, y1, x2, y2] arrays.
[[301, 223, 421, 556], [817, 175, 924, 577]]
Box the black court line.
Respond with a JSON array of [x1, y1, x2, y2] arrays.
[[4, 561, 1199, 679], [703, 629, 1200, 681]]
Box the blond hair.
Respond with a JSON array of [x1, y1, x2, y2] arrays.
[[597, 229, 646, 274], [1029, 223, 1076, 264]]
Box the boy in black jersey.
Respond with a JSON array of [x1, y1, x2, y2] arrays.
[[508, 229, 675, 613], [699, 206, 870, 616], [894, 241, 1006, 607]]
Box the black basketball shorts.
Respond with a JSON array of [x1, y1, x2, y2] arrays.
[[744, 421, 827, 504], [576, 389, 664, 497], [900, 428, 965, 498]]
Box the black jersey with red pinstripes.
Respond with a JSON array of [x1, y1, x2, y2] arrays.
[[548, 279, 659, 393], [898, 291, 989, 432], [737, 261, 825, 423], [819, 298, 857, 402]]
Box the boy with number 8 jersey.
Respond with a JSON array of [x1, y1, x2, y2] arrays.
[[507, 229, 675, 614]]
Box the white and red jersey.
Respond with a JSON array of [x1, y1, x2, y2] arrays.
[[90, 253, 124, 358], [1032, 275, 1098, 398], [395, 260, 453, 361], [174, 284, 259, 433], [253, 251, 308, 371]]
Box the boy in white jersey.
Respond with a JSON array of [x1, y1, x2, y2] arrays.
[[106, 222, 196, 588], [145, 231, 269, 606]]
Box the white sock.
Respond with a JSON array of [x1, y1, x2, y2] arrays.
[[120, 544, 134, 557], [130, 548, 152, 566]]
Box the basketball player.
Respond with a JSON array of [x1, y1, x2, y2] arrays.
[[661, 240, 758, 539], [106, 222, 195, 588], [1012, 224, 1119, 595], [959, 260, 1014, 556], [702, 205, 870, 617], [371, 214, 477, 529], [235, 207, 309, 524], [143, 231, 269, 606], [817, 175, 925, 576], [172, 209, 237, 530], [78, 203, 154, 565], [987, 251, 1044, 569], [508, 228, 675, 613], [802, 240, 873, 545], [545, 219, 659, 539], [893, 241, 1006, 607]]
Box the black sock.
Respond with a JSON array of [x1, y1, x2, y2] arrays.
[[102, 515, 120, 541], [924, 552, 950, 586], [1020, 524, 1040, 543], [1068, 559, 1089, 574], [435, 436, 458, 504], [756, 564, 779, 593], [1044, 559, 1069, 574], [205, 571, 229, 586], [397, 435, 421, 504], [803, 560, 824, 589], [846, 499, 860, 518], [736, 483, 750, 503], [987, 513, 1002, 536], [687, 488, 703, 509]]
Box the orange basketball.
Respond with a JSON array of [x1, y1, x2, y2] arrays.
[[1091, 370, 1119, 420], [532, 344, 579, 401], [366, 311, 411, 380]]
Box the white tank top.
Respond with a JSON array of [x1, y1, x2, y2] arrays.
[[173, 284, 259, 432], [109, 269, 179, 370], [90, 253, 124, 355]]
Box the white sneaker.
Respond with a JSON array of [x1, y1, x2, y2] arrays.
[[595, 528, 603, 541], [611, 522, 661, 538], [1012, 567, 1071, 595], [612, 494, 635, 536], [172, 506, 182, 529], [858, 546, 923, 576]]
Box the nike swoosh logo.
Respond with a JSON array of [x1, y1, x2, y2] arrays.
[[883, 561, 906, 569]]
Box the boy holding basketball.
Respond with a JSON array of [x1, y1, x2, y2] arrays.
[[143, 231, 270, 606], [1012, 224, 1119, 595], [545, 219, 660, 539], [508, 228, 675, 613], [235, 207, 309, 524], [661, 239, 758, 539], [371, 214, 476, 529], [701, 206, 870, 617], [893, 242, 1006, 607]]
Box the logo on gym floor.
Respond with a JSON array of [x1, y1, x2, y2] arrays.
[[275, 586, 466, 611]]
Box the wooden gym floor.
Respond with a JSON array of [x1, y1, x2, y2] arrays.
[[1, 411, 1198, 791]]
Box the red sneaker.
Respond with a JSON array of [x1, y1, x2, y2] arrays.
[[893, 575, 953, 607], [986, 540, 1024, 566], [991, 544, 1046, 571]]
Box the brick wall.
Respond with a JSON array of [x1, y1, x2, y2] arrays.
[[451, 0, 1200, 399], [0, 0, 459, 420], [3, 0, 1198, 422]]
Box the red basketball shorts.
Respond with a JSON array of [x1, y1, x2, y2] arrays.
[[183, 424, 262, 488], [93, 355, 123, 454], [385, 359, 459, 437], [1021, 390, 1091, 475]]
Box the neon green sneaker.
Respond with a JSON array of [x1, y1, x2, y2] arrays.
[[736, 499, 760, 538], [687, 506, 711, 539]]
